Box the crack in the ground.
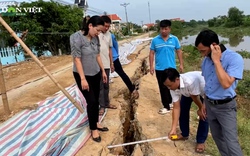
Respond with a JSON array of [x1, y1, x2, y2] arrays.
[[109, 43, 155, 156]]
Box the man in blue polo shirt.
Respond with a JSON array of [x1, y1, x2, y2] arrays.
[[149, 19, 184, 114], [195, 29, 243, 156]]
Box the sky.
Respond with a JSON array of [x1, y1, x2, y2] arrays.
[[86, 0, 250, 24], [15, 0, 250, 25]]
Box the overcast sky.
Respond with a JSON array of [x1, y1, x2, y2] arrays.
[[86, 0, 250, 24], [16, 0, 250, 24]]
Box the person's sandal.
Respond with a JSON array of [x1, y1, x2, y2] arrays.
[[105, 104, 117, 109], [99, 108, 105, 116], [195, 143, 205, 153], [131, 90, 139, 99]]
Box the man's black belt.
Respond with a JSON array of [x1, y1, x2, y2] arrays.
[[206, 96, 236, 105]]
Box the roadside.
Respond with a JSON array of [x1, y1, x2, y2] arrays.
[[0, 32, 152, 122], [75, 41, 209, 156], [0, 32, 212, 156]]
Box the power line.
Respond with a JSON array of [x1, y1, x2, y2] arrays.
[[120, 2, 130, 35], [86, 8, 104, 15]]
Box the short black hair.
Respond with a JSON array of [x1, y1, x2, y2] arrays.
[[162, 68, 180, 83], [101, 15, 111, 24], [195, 29, 219, 47], [160, 19, 171, 27]]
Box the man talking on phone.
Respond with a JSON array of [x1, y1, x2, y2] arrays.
[[195, 29, 243, 156]]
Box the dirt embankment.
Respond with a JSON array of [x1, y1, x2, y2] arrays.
[[0, 33, 209, 155], [76, 42, 208, 156]]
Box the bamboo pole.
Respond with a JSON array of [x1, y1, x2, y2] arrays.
[[0, 15, 84, 113], [0, 59, 11, 115]]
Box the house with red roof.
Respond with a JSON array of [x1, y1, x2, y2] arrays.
[[142, 23, 155, 30], [170, 18, 185, 22], [107, 14, 122, 31]]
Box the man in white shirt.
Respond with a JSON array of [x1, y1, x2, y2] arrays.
[[98, 15, 116, 115], [162, 68, 208, 153]]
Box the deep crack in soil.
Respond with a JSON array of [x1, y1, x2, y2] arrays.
[[109, 43, 155, 156]]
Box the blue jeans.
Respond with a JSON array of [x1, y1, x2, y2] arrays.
[[179, 95, 209, 143]]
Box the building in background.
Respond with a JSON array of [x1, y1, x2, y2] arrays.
[[107, 14, 122, 32], [170, 18, 185, 22], [142, 23, 155, 31]]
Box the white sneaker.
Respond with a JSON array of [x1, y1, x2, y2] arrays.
[[112, 71, 119, 78], [110, 73, 115, 78], [169, 103, 173, 109], [158, 108, 170, 115], [109, 78, 114, 83]]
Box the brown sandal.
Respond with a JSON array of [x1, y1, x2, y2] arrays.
[[99, 108, 105, 116], [131, 90, 139, 99], [105, 104, 117, 109], [195, 143, 205, 153]]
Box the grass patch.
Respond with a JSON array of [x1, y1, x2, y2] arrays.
[[237, 109, 250, 156], [237, 51, 250, 59], [149, 31, 158, 37], [220, 40, 229, 45], [237, 71, 250, 98], [181, 45, 202, 70]]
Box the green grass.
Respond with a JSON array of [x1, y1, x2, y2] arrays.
[[237, 51, 250, 59], [149, 31, 158, 37], [237, 71, 250, 98]]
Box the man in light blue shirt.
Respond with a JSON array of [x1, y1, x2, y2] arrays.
[[195, 29, 243, 156], [149, 19, 184, 114]]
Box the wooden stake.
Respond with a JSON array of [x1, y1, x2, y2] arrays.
[[0, 15, 84, 113], [0, 60, 11, 115]]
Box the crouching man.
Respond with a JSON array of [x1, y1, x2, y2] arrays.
[[162, 68, 209, 153]]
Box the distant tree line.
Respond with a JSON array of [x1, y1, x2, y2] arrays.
[[207, 7, 250, 27], [152, 7, 249, 32]]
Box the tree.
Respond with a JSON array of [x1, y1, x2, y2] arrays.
[[171, 21, 184, 38], [226, 7, 244, 27], [2, 0, 83, 55], [185, 19, 197, 27], [207, 19, 215, 27], [243, 15, 250, 27]]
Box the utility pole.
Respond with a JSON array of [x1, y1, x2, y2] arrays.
[[75, 0, 88, 18], [141, 21, 143, 27], [148, 2, 151, 23], [148, 1, 152, 36], [120, 3, 130, 36]]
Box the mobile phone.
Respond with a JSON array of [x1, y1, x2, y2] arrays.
[[208, 44, 226, 58]]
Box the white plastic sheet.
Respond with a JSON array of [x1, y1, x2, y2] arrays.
[[110, 37, 152, 78]]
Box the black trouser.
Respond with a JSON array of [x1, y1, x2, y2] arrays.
[[155, 70, 172, 110], [99, 69, 110, 108], [114, 58, 135, 93], [73, 72, 101, 130]]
